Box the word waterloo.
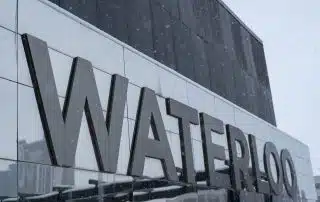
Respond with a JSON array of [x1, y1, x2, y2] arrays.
[[22, 34, 298, 198]]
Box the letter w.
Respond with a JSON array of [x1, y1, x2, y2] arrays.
[[22, 34, 128, 173]]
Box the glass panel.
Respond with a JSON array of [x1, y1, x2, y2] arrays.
[[18, 84, 50, 165], [192, 139, 205, 174], [0, 79, 17, 160], [17, 162, 133, 201], [0, 0, 16, 31], [0, 29, 16, 81], [0, 159, 17, 200], [133, 178, 197, 201], [168, 132, 182, 169]]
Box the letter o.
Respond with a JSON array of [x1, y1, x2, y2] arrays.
[[281, 149, 297, 197], [264, 142, 283, 195]]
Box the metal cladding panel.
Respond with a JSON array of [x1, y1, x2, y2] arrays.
[[205, 42, 223, 96], [151, 2, 176, 70], [233, 67, 247, 110], [251, 35, 270, 89], [60, 0, 98, 26], [155, 0, 179, 17], [209, 0, 224, 44], [192, 34, 211, 89], [172, 20, 195, 80], [241, 26, 258, 79], [48, 0, 277, 126], [96, 0, 128, 43], [126, 0, 154, 58], [245, 73, 258, 115], [193, 0, 214, 42], [231, 16, 247, 73], [178, 0, 196, 31]]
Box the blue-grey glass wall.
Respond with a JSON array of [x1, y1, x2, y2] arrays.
[[49, 0, 276, 126]]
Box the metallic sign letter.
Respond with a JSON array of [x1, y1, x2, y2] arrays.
[[263, 142, 283, 195], [128, 88, 178, 181], [22, 34, 128, 173], [226, 125, 253, 191], [200, 113, 230, 188], [281, 149, 297, 198], [166, 98, 198, 183], [248, 134, 270, 194]]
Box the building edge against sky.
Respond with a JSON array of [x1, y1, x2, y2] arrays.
[[0, 0, 317, 201]]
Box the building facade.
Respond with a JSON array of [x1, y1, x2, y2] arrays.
[[315, 176, 320, 201], [0, 0, 317, 201]]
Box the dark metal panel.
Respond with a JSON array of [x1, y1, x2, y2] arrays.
[[126, 0, 154, 58], [259, 85, 276, 125], [245, 72, 258, 115], [251, 35, 270, 89], [205, 40, 235, 102], [192, 34, 211, 89], [233, 67, 247, 110], [241, 26, 258, 79], [155, 0, 179, 17], [208, 0, 223, 44], [223, 60, 236, 103], [166, 98, 199, 184], [265, 88, 277, 126], [231, 17, 247, 73], [206, 42, 234, 101], [205, 42, 225, 97], [178, 0, 196, 31], [60, 0, 98, 26], [219, 4, 237, 69], [172, 19, 195, 80], [193, 0, 213, 42], [150, 2, 176, 70], [218, 5, 239, 103], [264, 87, 272, 125], [49, 0, 276, 126], [128, 88, 178, 181], [96, 0, 128, 43], [256, 84, 267, 121]]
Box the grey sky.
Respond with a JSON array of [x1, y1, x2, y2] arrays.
[[222, 0, 320, 175]]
